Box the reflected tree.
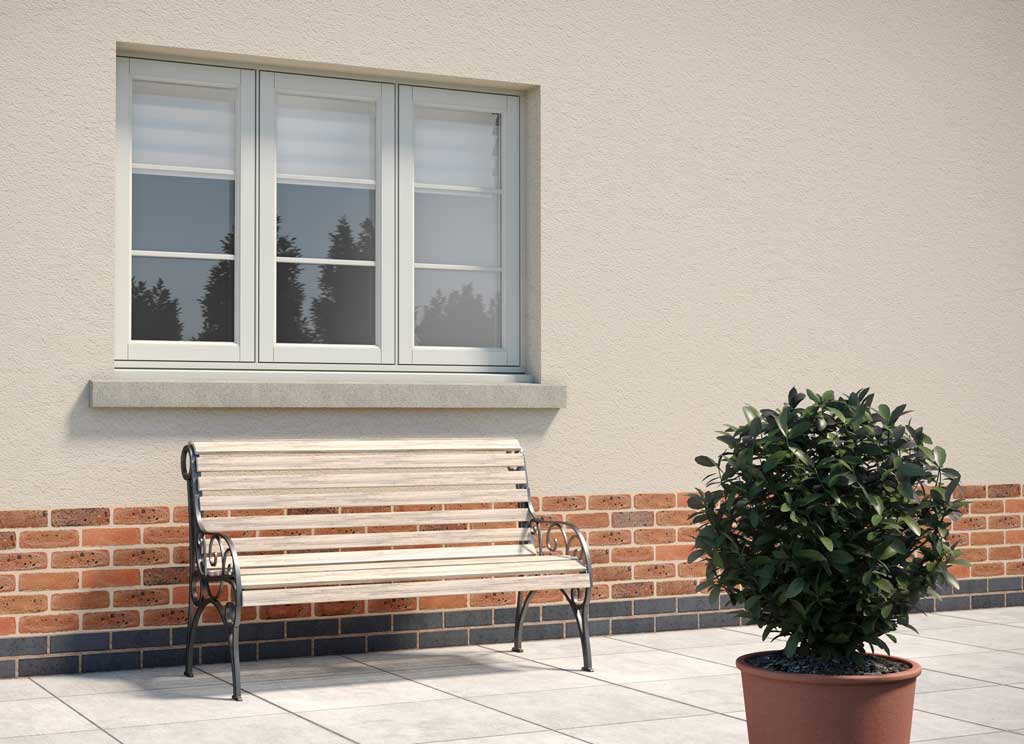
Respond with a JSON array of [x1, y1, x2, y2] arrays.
[[415, 283, 499, 347], [276, 217, 313, 343], [194, 232, 234, 342], [311, 216, 375, 345], [131, 277, 183, 341]]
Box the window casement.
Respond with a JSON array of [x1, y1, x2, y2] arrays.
[[115, 58, 521, 371]]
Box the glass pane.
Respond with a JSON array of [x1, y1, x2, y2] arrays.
[[132, 256, 234, 342], [133, 80, 235, 171], [132, 174, 234, 254], [277, 264, 375, 345], [415, 269, 500, 348], [415, 107, 500, 188], [277, 184, 375, 260], [277, 94, 375, 180], [415, 191, 499, 267]]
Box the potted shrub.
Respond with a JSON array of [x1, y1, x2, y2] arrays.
[[689, 388, 966, 744]]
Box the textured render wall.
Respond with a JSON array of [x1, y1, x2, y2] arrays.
[[1, 1, 1023, 509]]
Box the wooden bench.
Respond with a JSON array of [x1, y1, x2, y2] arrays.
[[180, 438, 594, 700]]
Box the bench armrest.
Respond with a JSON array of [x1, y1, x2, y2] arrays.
[[193, 526, 242, 593], [529, 517, 593, 579]]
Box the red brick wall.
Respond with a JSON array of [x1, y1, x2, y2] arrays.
[[0, 484, 1020, 638]]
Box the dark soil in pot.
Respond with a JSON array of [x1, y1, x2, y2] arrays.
[[746, 652, 911, 676]]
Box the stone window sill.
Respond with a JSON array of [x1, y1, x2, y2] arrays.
[[89, 378, 567, 409]]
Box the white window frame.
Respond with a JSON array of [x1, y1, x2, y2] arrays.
[[115, 58, 256, 362], [115, 58, 522, 373], [258, 72, 395, 364], [397, 86, 520, 367]]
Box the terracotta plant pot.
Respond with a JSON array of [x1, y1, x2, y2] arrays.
[[737, 651, 922, 744]]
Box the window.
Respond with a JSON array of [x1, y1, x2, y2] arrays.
[[115, 58, 521, 371]]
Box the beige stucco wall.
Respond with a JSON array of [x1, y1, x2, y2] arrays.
[[1, 1, 1022, 508]]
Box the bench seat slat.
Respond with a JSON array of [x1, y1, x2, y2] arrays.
[[200, 468, 526, 492], [243, 572, 590, 607], [199, 451, 525, 472], [231, 527, 529, 553], [239, 554, 563, 576], [203, 508, 528, 532], [201, 488, 526, 511], [241, 556, 585, 590], [233, 544, 537, 570], [193, 438, 522, 454]]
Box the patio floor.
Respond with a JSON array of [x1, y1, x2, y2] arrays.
[[2, 607, 1024, 743]]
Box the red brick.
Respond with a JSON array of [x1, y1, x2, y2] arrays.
[[0, 575, 13, 593], [677, 492, 698, 508], [956, 485, 987, 500], [259, 604, 311, 620], [656, 510, 694, 526], [19, 530, 79, 549], [52, 591, 109, 610], [589, 494, 631, 511], [989, 484, 1022, 499], [676, 526, 699, 540], [143, 567, 187, 585], [972, 500, 1004, 514], [970, 531, 1005, 546], [634, 493, 675, 509], [114, 507, 171, 524], [588, 529, 632, 546], [634, 528, 676, 545], [315, 601, 366, 616], [1005, 500, 1024, 513], [173, 506, 191, 523], [470, 591, 516, 607], [958, 547, 988, 563], [589, 548, 610, 565], [114, 547, 169, 566], [657, 579, 698, 595], [989, 515, 1021, 529], [417, 595, 466, 610], [114, 588, 169, 607], [83, 527, 142, 547], [144, 607, 187, 626], [571, 512, 610, 529], [611, 546, 654, 563], [591, 585, 610, 601], [990, 546, 1021, 560], [594, 565, 631, 582], [51, 550, 108, 568], [82, 569, 140, 588], [540, 496, 586, 512], [0, 553, 47, 571], [612, 581, 654, 599], [0, 617, 15, 635], [0, 595, 47, 614], [369, 598, 416, 613], [144, 526, 188, 544], [952, 516, 986, 531], [19, 614, 79, 633], [972, 562, 1006, 577], [0, 510, 47, 529], [172, 546, 190, 564], [612, 511, 654, 528], [678, 562, 708, 578], [83, 610, 139, 629], [1006, 529, 1024, 545], [19, 572, 79, 591], [531, 590, 564, 604], [52, 508, 109, 527], [656, 544, 696, 561], [635, 562, 676, 579], [1007, 561, 1024, 576], [0, 533, 13, 550]]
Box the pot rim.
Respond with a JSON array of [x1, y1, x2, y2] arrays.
[[736, 651, 922, 686]]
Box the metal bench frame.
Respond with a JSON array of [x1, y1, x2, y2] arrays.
[[180, 441, 593, 701]]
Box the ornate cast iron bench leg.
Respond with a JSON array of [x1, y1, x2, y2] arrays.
[[564, 587, 593, 672], [511, 590, 534, 653]]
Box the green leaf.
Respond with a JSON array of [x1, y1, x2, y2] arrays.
[[819, 536, 834, 552], [830, 549, 854, 564], [782, 578, 805, 600], [796, 549, 828, 563], [743, 405, 761, 423], [879, 544, 900, 561], [695, 455, 716, 468], [789, 446, 813, 468], [784, 633, 801, 658], [898, 462, 928, 478], [933, 446, 946, 468], [901, 516, 922, 536]]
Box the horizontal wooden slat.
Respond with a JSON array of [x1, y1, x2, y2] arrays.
[[241, 557, 585, 590], [240, 553, 562, 577], [194, 438, 522, 454], [235, 544, 536, 570], [200, 468, 526, 492], [231, 527, 529, 553], [201, 487, 527, 511], [243, 572, 590, 607], [203, 508, 528, 533], [199, 450, 525, 472]]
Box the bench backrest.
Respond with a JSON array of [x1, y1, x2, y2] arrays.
[[185, 438, 534, 557]]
